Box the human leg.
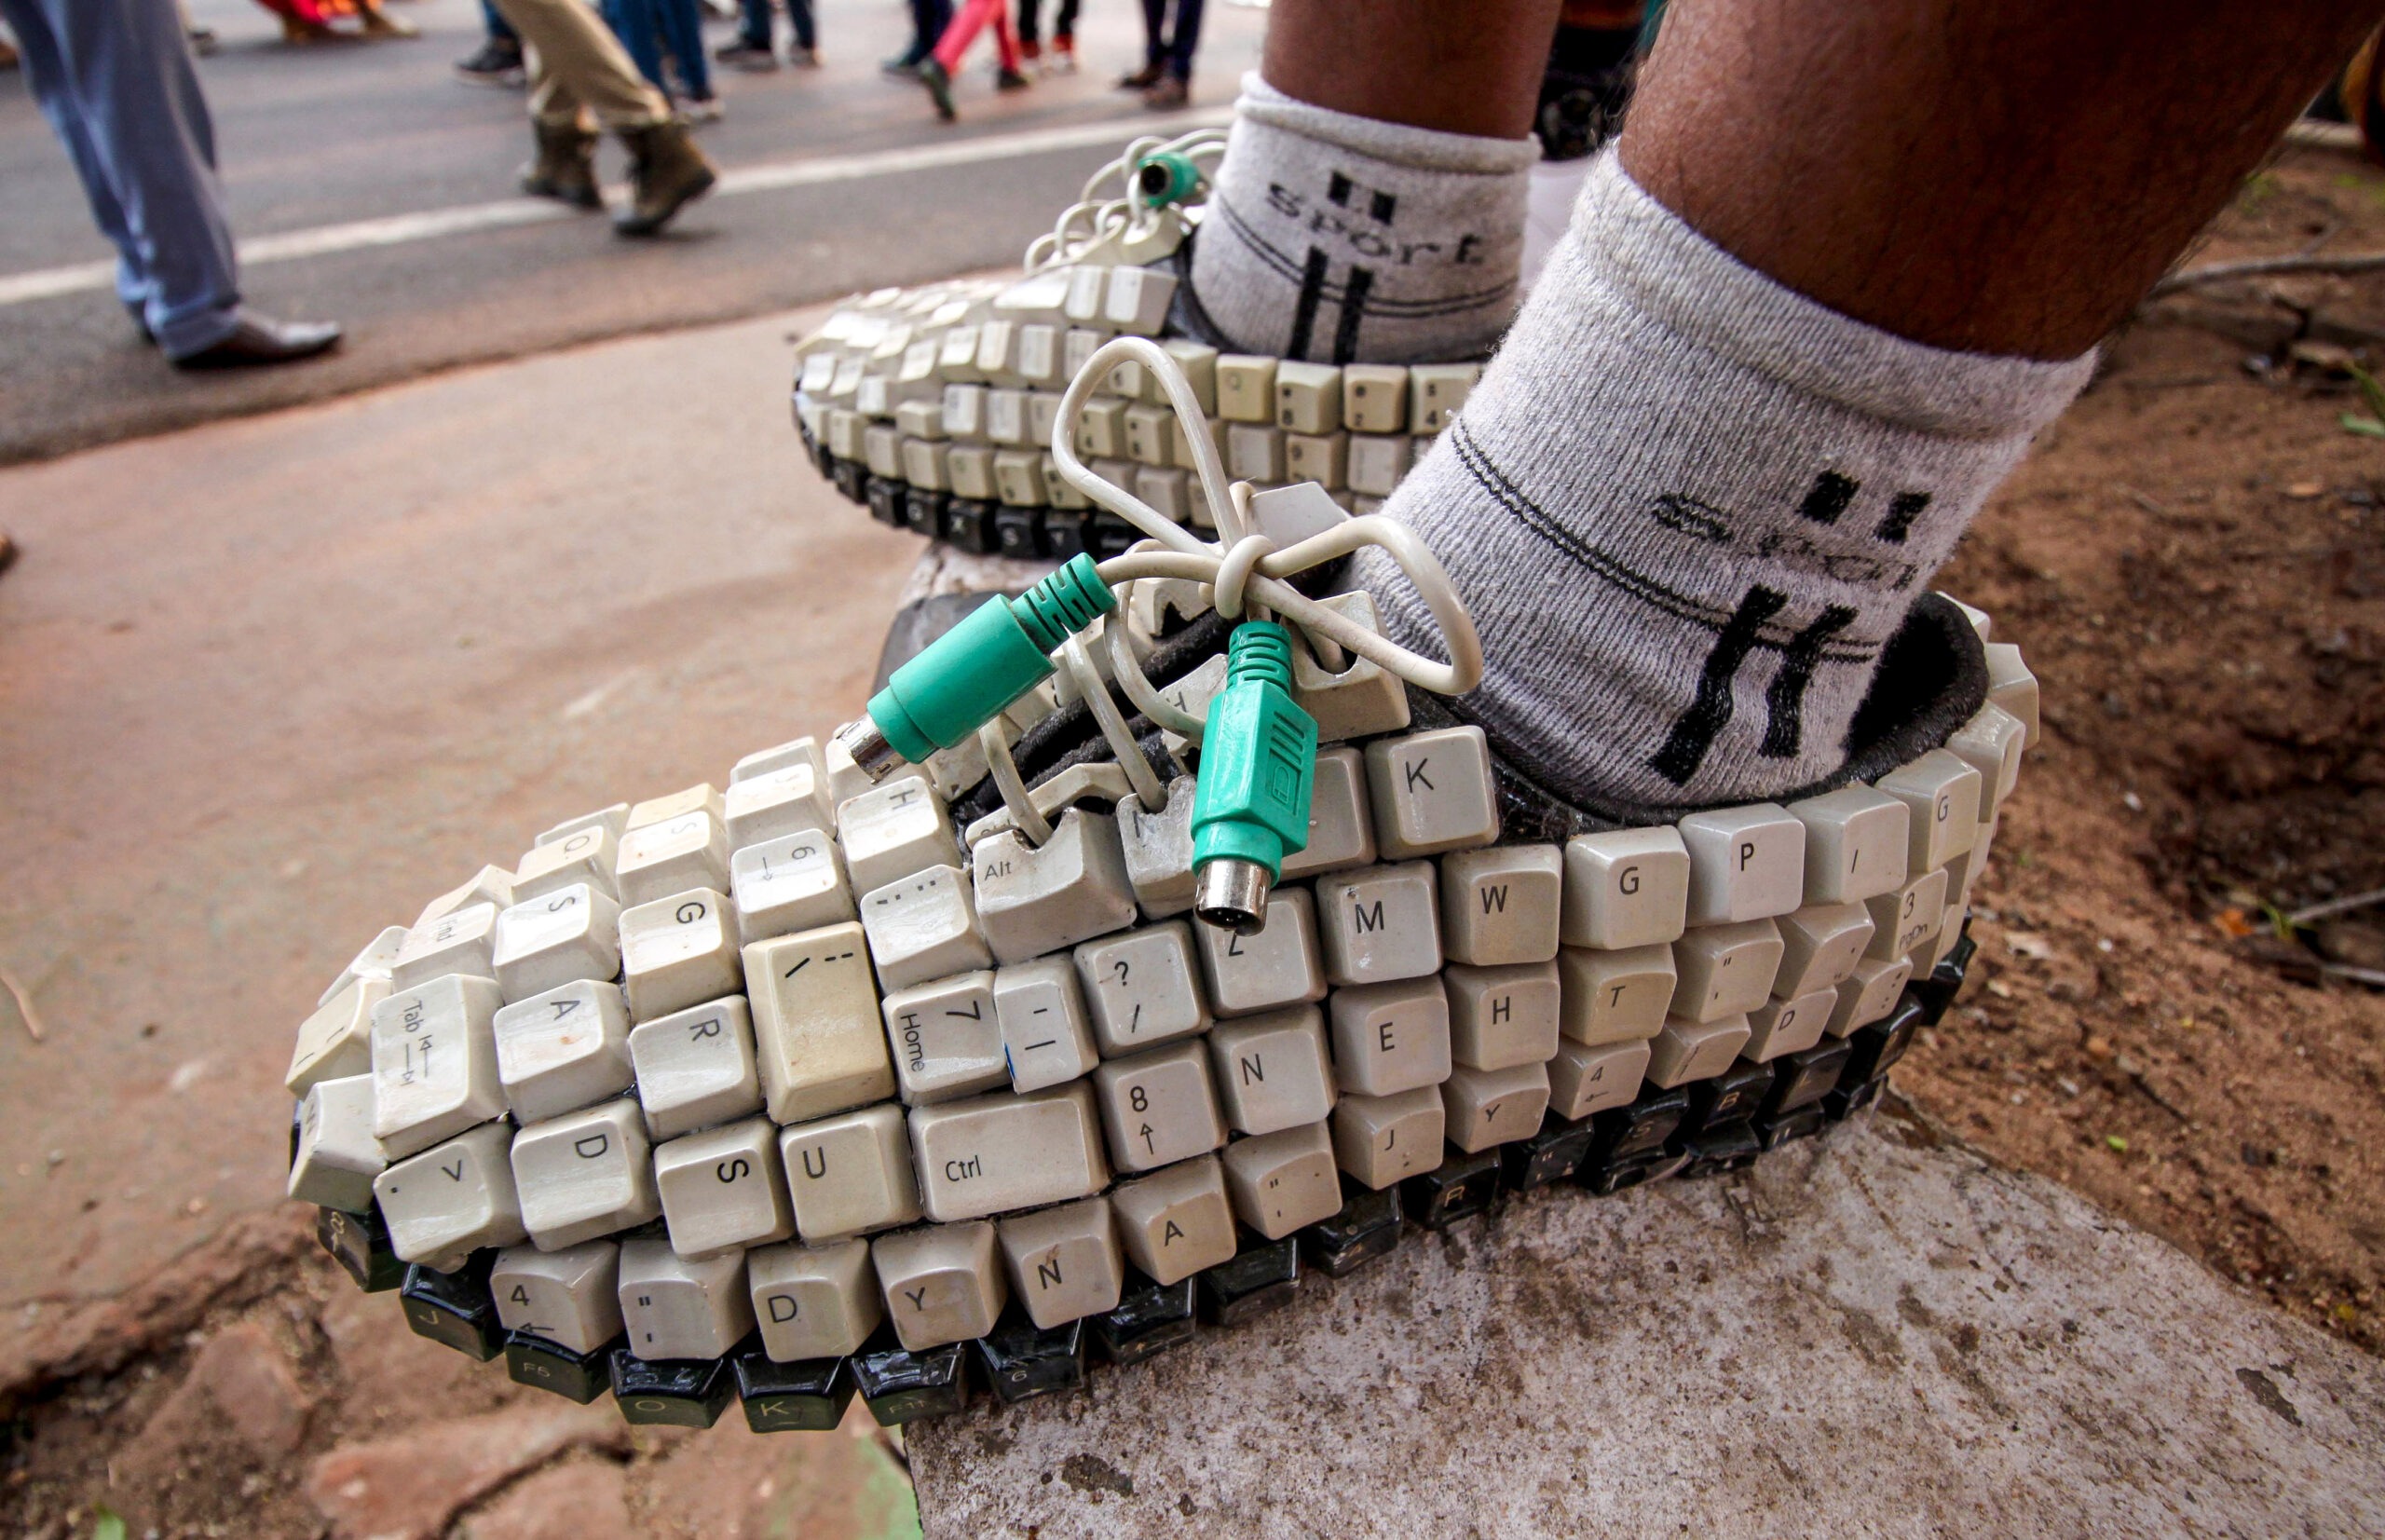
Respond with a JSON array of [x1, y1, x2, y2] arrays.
[[496, 0, 672, 128], [0, 0, 149, 326], [1161, 0, 1201, 80], [602, 0, 669, 93], [989, 1, 1020, 77], [784, 0, 813, 54], [651, 0, 712, 103], [1119, 0, 1164, 85]]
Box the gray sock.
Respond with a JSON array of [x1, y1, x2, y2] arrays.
[[1357, 152, 2094, 811], [1188, 75, 1540, 365]]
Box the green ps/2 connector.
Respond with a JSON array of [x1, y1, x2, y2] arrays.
[[835, 554, 1115, 782], [1191, 621, 1317, 935], [1135, 151, 1204, 209]]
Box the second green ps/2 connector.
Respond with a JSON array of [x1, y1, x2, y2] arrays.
[[1191, 621, 1317, 935]]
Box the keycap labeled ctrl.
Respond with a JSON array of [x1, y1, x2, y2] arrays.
[[907, 1081, 1111, 1223]]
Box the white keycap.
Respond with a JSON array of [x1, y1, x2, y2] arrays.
[[1442, 1061, 1551, 1153], [1316, 862, 1442, 986], [1193, 887, 1328, 1017], [1225, 422, 1285, 482], [1123, 403, 1173, 468], [538, 804, 630, 849], [1075, 920, 1211, 1055], [1111, 1154, 1238, 1286], [1150, 337, 1219, 412], [1786, 785, 1911, 906], [372, 974, 506, 1160], [513, 825, 619, 906], [1864, 866, 1949, 961], [628, 784, 724, 831], [317, 924, 410, 1010], [998, 1196, 1124, 1329], [1556, 943, 1676, 1046], [1330, 1085, 1444, 1190], [1093, 1040, 1225, 1173], [1547, 1039, 1651, 1121], [1560, 827, 1691, 950], [1365, 727, 1500, 861], [861, 865, 993, 993], [491, 885, 622, 1003], [1345, 433, 1413, 497], [781, 1102, 921, 1240], [1250, 479, 1348, 549], [616, 812, 731, 910], [1072, 397, 1129, 458], [493, 980, 634, 1124], [995, 270, 1070, 327], [1274, 361, 1342, 433], [656, 1115, 794, 1259], [745, 923, 896, 1125], [909, 1080, 1110, 1221], [1947, 703, 2026, 819], [416, 866, 517, 930], [619, 1237, 754, 1361], [948, 444, 999, 501], [1288, 593, 1413, 743], [1281, 746, 1378, 878], [724, 763, 835, 854], [1744, 988, 1834, 1062], [992, 958, 1099, 1094], [944, 382, 989, 441], [1679, 804, 1806, 925], [1879, 749, 1985, 878], [838, 775, 961, 897], [1438, 845, 1562, 965], [986, 388, 1030, 447], [880, 970, 1007, 1105], [288, 1073, 385, 1213], [288, 977, 389, 1097], [629, 994, 764, 1138], [1061, 264, 1108, 323], [863, 421, 902, 476], [1443, 961, 1560, 1070], [511, 1099, 661, 1250], [1216, 354, 1277, 423], [974, 809, 1139, 964], [1983, 643, 2041, 747], [1103, 265, 1176, 334], [1769, 900, 1875, 1001], [731, 736, 824, 785], [1829, 955, 1913, 1035], [1924, 904, 1967, 969], [937, 323, 983, 382], [1220, 1123, 1342, 1240], [1328, 976, 1452, 1097], [875, 1221, 1007, 1351], [1118, 776, 1197, 919], [1064, 327, 1111, 387], [1135, 465, 1194, 522], [389, 902, 500, 991], [492, 1240, 622, 1356], [1285, 430, 1348, 489], [1408, 363, 1479, 433], [1206, 1005, 1336, 1136], [375, 1122, 527, 1269], [748, 1238, 883, 1361], [1670, 919, 1785, 1021], [1645, 1015, 1752, 1089], [729, 830, 854, 945], [1338, 363, 1409, 434], [1045, 450, 1092, 509], [620, 888, 743, 1022]]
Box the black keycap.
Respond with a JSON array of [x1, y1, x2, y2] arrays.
[[732, 1342, 857, 1432], [1911, 922, 1977, 1024], [1822, 1074, 1887, 1122], [1841, 997, 1926, 1084], [1754, 1102, 1829, 1150], [1585, 1084, 1691, 1170], [1579, 1150, 1690, 1196], [971, 1312, 1086, 1407], [609, 1346, 736, 1427], [865, 475, 906, 528], [793, 400, 819, 464], [317, 1205, 404, 1293], [993, 506, 1045, 559], [1678, 1058, 1778, 1140], [902, 486, 949, 539], [1196, 1232, 1300, 1327], [944, 497, 999, 555], [1088, 1271, 1198, 1367], [830, 457, 869, 505], [505, 1330, 617, 1404], [1499, 1112, 1598, 1192], [400, 1252, 503, 1361], [1297, 1180, 1402, 1279], [1089, 512, 1142, 559], [851, 1331, 971, 1425], [1676, 1122, 1763, 1179], [1761, 1038, 1855, 1120], [1401, 1145, 1501, 1229], [289, 1099, 304, 1173], [1042, 509, 1093, 559]]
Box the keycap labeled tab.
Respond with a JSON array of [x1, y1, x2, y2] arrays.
[[1207, 1005, 1336, 1135], [1556, 942, 1675, 1046], [372, 974, 507, 1160], [998, 1196, 1124, 1329], [748, 1238, 883, 1362], [1365, 728, 1500, 860], [1076, 920, 1211, 1056], [1561, 828, 1690, 950], [1438, 845, 1562, 965], [881, 970, 1008, 1105], [375, 1122, 527, 1268], [620, 889, 743, 1023], [745, 923, 897, 1125], [909, 1080, 1109, 1221], [1443, 960, 1560, 1070], [511, 1099, 661, 1250], [1093, 1040, 1225, 1173], [1328, 975, 1452, 1097], [1680, 805, 1806, 925], [1192, 887, 1328, 1017], [629, 995, 764, 1139], [781, 1102, 921, 1240], [1316, 862, 1441, 986], [656, 1116, 794, 1259]]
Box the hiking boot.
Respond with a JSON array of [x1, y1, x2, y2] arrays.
[[612, 119, 717, 237], [521, 121, 602, 210], [455, 36, 525, 86], [918, 57, 957, 120]]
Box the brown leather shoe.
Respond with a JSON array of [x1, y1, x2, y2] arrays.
[[1143, 74, 1190, 110], [613, 119, 717, 237], [522, 121, 603, 210], [170, 311, 344, 370]]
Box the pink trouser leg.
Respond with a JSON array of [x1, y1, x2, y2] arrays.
[[932, 0, 999, 70]]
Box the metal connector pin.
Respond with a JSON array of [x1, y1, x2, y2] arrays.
[[1193, 856, 1272, 937], [830, 715, 906, 784]]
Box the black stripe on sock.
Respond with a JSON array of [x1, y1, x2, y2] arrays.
[[1875, 491, 1930, 543], [1760, 604, 1858, 758], [1332, 266, 1374, 365], [1649, 585, 1788, 785], [1370, 189, 1397, 225], [1328, 171, 1354, 207], [1286, 246, 1329, 361], [1798, 471, 1858, 525]]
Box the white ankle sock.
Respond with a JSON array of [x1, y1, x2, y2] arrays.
[[1187, 75, 1540, 364], [1357, 152, 2095, 812]]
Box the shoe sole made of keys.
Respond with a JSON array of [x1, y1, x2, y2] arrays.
[[284, 339, 2042, 1435]]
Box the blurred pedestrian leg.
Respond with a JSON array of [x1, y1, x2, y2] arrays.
[[885, 0, 950, 74], [456, 0, 526, 85], [917, 0, 1025, 119], [609, 0, 720, 116], [1015, 0, 1076, 71], [1123, 0, 1203, 106], [719, 0, 813, 70]]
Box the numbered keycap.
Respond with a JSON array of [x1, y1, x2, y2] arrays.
[[839, 775, 961, 896], [288, 1073, 385, 1213], [1274, 361, 1342, 434], [1192, 887, 1328, 1017], [616, 812, 732, 909], [1220, 1123, 1342, 1240], [1281, 746, 1379, 879], [1438, 845, 1562, 965], [1111, 1154, 1238, 1286], [1744, 989, 1834, 1062], [1327, 976, 1452, 1097], [511, 1099, 661, 1250], [1547, 1039, 1651, 1121], [992, 958, 1099, 1094], [1339, 364, 1409, 433], [1645, 1015, 1752, 1089], [1075, 920, 1211, 1056], [1364, 728, 1500, 861], [1561, 827, 1691, 950], [1330, 1085, 1445, 1190], [620, 888, 743, 1022], [492, 885, 621, 1003], [287, 976, 388, 1097], [372, 974, 506, 1160], [781, 1102, 921, 1240], [1786, 785, 1911, 906], [1876, 750, 1983, 875], [629, 995, 764, 1139], [1863, 867, 1949, 961], [874, 1221, 1007, 1351], [1316, 862, 1441, 986], [619, 1236, 755, 1361], [860, 865, 993, 993], [882, 970, 1008, 1104], [375, 1122, 527, 1269], [1828, 956, 1913, 1036], [1442, 1062, 1551, 1153], [1118, 777, 1197, 919], [1773, 901, 1875, 999], [1093, 1040, 1226, 1173], [729, 830, 854, 945], [974, 809, 1139, 964], [656, 1116, 794, 1259], [390, 902, 500, 990], [748, 1238, 883, 1362], [1670, 919, 1785, 1021], [745, 924, 897, 1125], [1443, 961, 1560, 1070], [1207, 1005, 1336, 1136], [907, 1080, 1108, 1221], [1679, 805, 1806, 925], [724, 763, 836, 852], [492, 1239, 623, 1356], [1556, 942, 1675, 1046], [513, 825, 620, 905], [1408, 363, 1479, 433], [317, 925, 410, 1010], [998, 1196, 1124, 1329]]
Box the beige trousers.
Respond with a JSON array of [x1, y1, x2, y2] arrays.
[[487, 0, 669, 130]]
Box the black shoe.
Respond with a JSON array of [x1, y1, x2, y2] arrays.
[[170, 311, 343, 371], [918, 57, 956, 120], [880, 54, 923, 77], [1116, 62, 1163, 89], [455, 38, 525, 86], [995, 67, 1030, 90], [715, 37, 780, 71]]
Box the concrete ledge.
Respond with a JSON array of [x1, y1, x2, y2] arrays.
[[911, 1098, 2385, 1537]]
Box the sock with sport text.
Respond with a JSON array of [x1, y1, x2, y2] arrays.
[[1356, 151, 2095, 815], [1184, 74, 1541, 365]]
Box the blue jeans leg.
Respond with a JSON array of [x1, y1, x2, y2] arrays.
[[784, 0, 812, 51], [605, 0, 668, 92], [1164, 0, 1202, 78], [653, 0, 709, 98], [736, 0, 770, 48], [483, 0, 518, 45]]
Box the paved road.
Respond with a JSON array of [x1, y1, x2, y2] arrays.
[[0, 0, 1264, 464]]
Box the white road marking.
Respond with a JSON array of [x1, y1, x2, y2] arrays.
[[0, 108, 1232, 311]]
